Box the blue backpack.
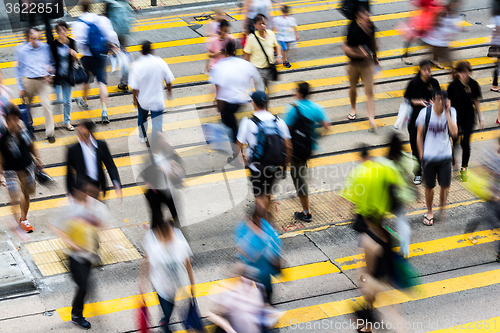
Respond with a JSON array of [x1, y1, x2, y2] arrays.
[[80, 19, 109, 57], [250, 116, 287, 169]]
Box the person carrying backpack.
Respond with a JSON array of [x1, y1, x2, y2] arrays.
[[284, 82, 330, 222], [416, 90, 458, 226], [73, 0, 120, 124], [236, 91, 292, 210], [104, 0, 135, 91]]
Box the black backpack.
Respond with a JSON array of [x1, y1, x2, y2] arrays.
[[290, 104, 313, 160], [249, 116, 287, 170]]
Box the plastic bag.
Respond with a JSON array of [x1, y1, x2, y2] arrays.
[[394, 100, 412, 130]]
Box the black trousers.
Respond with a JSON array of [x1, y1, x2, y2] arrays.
[[218, 101, 242, 145], [453, 121, 474, 168], [145, 188, 178, 229], [493, 59, 500, 86], [407, 118, 422, 176], [70, 257, 92, 319]]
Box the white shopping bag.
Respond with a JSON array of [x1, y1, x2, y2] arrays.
[[394, 100, 412, 130]]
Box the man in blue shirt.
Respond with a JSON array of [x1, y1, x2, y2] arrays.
[[285, 82, 331, 222], [16, 28, 56, 143]]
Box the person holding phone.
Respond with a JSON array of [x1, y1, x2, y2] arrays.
[[404, 60, 441, 185]]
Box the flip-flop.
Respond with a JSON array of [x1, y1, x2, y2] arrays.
[[348, 113, 356, 120], [423, 216, 434, 226]]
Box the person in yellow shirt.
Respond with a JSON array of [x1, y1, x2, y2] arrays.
[[243, 14, 282, 91]]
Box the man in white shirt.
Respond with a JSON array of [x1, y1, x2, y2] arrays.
[[417, 90, 458, 226], [210, 39, 261, 151], [236, 91, 292, 210], [129, 41, 175, 143], [73, 0, 120, 124]]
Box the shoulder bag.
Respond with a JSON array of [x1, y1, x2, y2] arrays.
[[252, 31, 278, 81], [68, 59, 88, 87]]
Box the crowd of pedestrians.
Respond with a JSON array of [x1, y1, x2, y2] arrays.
[[2, 0, 500, 332]]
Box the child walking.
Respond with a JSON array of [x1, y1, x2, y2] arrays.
[[273, 5, 298, 68]]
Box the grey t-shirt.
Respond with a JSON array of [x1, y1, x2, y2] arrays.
[[416, 106, 457, 162]]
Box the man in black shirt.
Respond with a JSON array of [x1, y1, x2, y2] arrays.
[[404, 59, 441, 184], [342, 5, 378, 131], [447, 61, 483, 181], [0, 106, 44, 233]]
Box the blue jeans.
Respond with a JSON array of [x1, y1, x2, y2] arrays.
[[55, 81, 72, 124], [158, 295, 174, 333], [138, 106, 163, 139]]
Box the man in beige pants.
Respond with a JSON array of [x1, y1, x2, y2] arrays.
[[16, 28, 56, 143]]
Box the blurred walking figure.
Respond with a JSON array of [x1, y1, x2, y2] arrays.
[[404, 59, 441, 185], [234, 203, 282, 305], [140, 219, 196, 333], [398, 0, 443, 65], [236, 91, 292, 210], [463, 136, 500, 263], [73, 0, 120, 124], [129, 41, 175, 143], [51, 178, 109, 330], [421, 1, 462, 69], [447, 61, 483, 182], [377, 134, 416, 257], [273, 5, 298, 68], [342, 5, 378, 131], [285, 82, 331, 223], [138, 133, 184, 229], [490, 0, 500, 125], [207, 20, 235, 71], [243, 14, 282, 92], [16, 27, 56, 143], [417, 90, 458, 225], [49, 21, 78, 131], [0, 106, 43, 233], [104, 0, 135, 91], [210, 39, 261, 150], [66, 121, 122, 200], [243, 0, 273, 34]]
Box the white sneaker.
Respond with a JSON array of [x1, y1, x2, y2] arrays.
[[413, 176, 422, 185], [139, 137, 148, 143]]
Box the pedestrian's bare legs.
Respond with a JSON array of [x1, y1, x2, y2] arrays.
[[298, 194, 309, 212], [439, 186, 449, 222], [366, 92, 376, 129], [99, 82, 108, 108], [20, 193, 30, 221], [82, 83, 89, 102], [424, 187, 434, 220], [349, 85, 357, 117], [282, 49, 288, 64], [255, 195, 271, 212]]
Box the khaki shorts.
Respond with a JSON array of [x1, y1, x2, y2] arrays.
[[347, 60, 374, 96], [5, 163, 36, 200]]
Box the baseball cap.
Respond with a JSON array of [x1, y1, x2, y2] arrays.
[[250, 91, 268, 105]]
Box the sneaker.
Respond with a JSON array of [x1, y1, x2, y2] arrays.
[[460, 167, 469, 182], [65, 124, 75, 131], [294, 211, 312, 222], [284, 61, 291, 68], [102, 115, 110, 124], [19, 219, 33, 233], [117, 84, 129, 91], [139, 136, 147, 143], [77, 99, 89, 110], [72, 317, 91, 330], [47, 136, 56, 144], [413, 176, 422, 185]]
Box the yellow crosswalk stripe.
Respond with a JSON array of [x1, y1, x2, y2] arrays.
[[428, 316, 500, 332], [54, 243, 500, 323]]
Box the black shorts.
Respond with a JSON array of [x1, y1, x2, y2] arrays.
[[423, 158, 452, 189], [250, 167, 281, 197], [81, 56, 107, 85]]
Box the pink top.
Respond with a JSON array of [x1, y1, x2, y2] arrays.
[[207, 35, 236, 69]]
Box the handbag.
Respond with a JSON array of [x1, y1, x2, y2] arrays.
[[487, 46, 500, 58], [184, 298, 205, 332], [68, 60, 88, 87], [252, 32, 279, 81]]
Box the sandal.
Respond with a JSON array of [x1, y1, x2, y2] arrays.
[[348, 113, 356, 120], [423, 216, 434, 226]]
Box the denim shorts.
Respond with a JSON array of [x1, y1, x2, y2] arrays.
[[278, 40, 296, 51]]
